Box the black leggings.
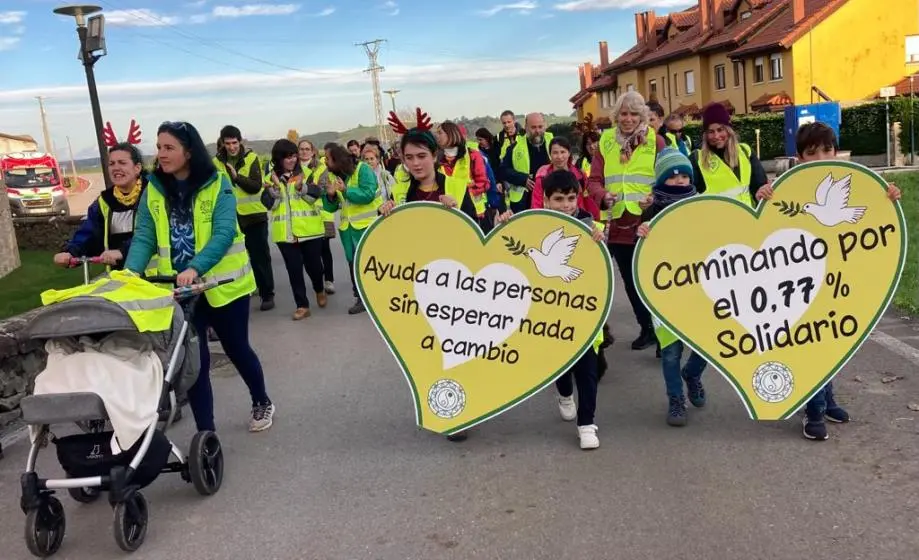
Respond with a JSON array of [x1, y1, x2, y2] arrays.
[[608, 243, 652, 331], [278, 240, 325, 308], [321, 237, 334, 282]]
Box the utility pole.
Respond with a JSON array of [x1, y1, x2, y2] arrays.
[[383, 89, 400, 114], [66, 136, 79, 187], [356, 39, 388, 144], [36, 96, 55, 158]]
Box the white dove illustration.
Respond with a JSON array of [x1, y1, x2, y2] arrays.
[[802, 173, 866, 227], [525, 227, 583, 283]]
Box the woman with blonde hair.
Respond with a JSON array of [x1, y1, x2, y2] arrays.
[[361, 141, 396, 204], [587, 90, 666, 352], [690, 103, 768, 206]]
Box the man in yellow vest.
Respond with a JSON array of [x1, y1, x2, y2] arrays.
[[496, 109, 523, 160], [499, 112, 551, 213], [213, 125, 275, 311]]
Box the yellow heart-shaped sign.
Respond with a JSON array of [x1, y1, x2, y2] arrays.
[[635, 161, 907, 420], [355, 204, 614, 434]]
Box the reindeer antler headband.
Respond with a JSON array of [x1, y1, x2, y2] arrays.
[[102, 119, 143, 148], [388, 107, 437, 151]]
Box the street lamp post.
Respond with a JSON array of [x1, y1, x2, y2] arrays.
[[53, 5, 109, 180]]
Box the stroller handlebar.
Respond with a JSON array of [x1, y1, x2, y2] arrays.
[[142, 276, 233, 300], [68, 256, 104, 267]]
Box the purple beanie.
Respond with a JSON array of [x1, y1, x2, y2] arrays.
[[702, 103, 732, 130]]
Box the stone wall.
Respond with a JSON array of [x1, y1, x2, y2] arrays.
[[0, 183, 22, 278], [0, 309, 45, 430], [14, 216, 85, 252]]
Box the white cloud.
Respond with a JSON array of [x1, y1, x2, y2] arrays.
[[0, 11, 25, 24], [478, 2, 538, 17], [212, 4, 301, 18], [186, 0, 209, 7], [382, 1, 399, 16], [105, 9, 179, 27], [314, 7, 335, 17], [0, 37, 20, 51], [554, 0, 689, 10]]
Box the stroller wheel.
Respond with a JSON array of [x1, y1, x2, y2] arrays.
[[67, 486, 101, 504], [189, 431, 224, 496], [24, 495, 66, 557], [112, 492, 148, 552]]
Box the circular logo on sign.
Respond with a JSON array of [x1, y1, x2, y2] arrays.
[[752, 362, 794, 403], [428, 379, 466, 419]]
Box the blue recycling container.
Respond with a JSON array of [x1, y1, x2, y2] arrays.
[[783, 102, 841, 157]]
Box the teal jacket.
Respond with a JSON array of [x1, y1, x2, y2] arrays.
[[321, 163, 379, 213], [125, 172, 238, 276]]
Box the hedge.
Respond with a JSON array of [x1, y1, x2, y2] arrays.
[[891, 97, 919, 157]]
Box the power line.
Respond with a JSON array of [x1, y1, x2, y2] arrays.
[[356, 39, 388, 144]]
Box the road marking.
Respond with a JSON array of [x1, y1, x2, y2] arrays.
[[870, 330, 919, 365]]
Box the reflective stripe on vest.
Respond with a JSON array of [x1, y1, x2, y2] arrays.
[[391, 173, 468, 209], [40, 270, 176, 332], [269, 166, 324, 243], [448, 152, 486, 217], [599, 127, 656, 220], [339, 161, 382, 231], [509, 132, 554, 203], [144, 174, 256, 308], [698, 143, 754, 207], [213, 151, 266, 215]]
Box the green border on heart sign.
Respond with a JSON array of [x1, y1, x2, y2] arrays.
[[353, 202, 615, 435], [632, 160, 907, 420]]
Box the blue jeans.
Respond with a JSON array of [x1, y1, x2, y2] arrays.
[[555, 350, 598, 426], [805, 382, 837, 418], [660, 341, 707, 399], [190, 295, 270, 432]]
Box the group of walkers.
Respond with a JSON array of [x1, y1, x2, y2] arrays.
[[50, 90, 902, 450]]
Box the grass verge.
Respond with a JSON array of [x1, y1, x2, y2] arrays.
[[0, 251, 105, 320], [883, 171, 919, 314]]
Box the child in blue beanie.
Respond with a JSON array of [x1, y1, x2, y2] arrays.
[[637, 148, 706, 426]]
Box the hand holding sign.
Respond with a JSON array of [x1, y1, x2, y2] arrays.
[[355, 204, 613, 434], [634, 162, 906, 420]]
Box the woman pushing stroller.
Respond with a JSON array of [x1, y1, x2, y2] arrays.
[[125, 121, 276, 433]]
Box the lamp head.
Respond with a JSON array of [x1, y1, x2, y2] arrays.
[[53, 4, 102, 27]]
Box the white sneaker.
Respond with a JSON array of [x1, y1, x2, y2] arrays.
[[324, 281, 336, 294], [557, 395, 577, 421], [578, 424, 599, 450], [249, 402, 275, 432]]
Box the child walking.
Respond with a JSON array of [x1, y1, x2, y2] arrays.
[[637, 148, 706, 426], [758, 122, 901, 440]]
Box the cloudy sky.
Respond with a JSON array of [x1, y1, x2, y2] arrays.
[[0, 1, 691, 158]]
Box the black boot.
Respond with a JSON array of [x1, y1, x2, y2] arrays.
[[631, 328, 656, 350], [600, 323, 614, 349]]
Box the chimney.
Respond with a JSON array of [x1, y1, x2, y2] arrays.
[[584, 62, 594, 87], [635, 13, 646, 46], [699, 0, 710, 32], [793, 0, 805, 24], [579, 65, 586, 90], [646, 10, 658, 50], [599, 41, 609, 67], [713, 0, 725, 32]]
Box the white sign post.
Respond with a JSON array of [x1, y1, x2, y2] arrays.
[[906, 35, 919, 165], [881, 87, 896, 167]]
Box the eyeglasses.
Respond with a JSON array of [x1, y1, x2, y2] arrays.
[[160, 121, 189, 131]]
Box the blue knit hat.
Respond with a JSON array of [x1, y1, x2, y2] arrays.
[[654, 147, 694, 188]]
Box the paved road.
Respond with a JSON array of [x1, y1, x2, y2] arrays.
[[67, 173, 105, 217], [0, 241, 918, 560]]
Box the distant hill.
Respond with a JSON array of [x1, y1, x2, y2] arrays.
[[73, 113, 578, 170]]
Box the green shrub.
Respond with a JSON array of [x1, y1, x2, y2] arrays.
[[838, 103, 887, 156], [891, 97, 919, 157]]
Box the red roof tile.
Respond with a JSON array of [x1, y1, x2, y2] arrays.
[[588, 73, 616, 92], [698, 0, 786, 52], [750, 91, 793, 110], [570, 88, 593, 106], [673, 103, 702, 117], [876, 71, 919, 98], [607, 45, 642, 72], [634, 25, 709, 68], [670, 7, 699, 29], [730, 0, 848, 58]]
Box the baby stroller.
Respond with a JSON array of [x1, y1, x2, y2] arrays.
[[18, 263, 226, 557]]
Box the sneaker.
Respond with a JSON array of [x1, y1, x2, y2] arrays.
[[292, 307, 310, 321], [317, 291, 328, 308], [249, 402, 275, 432], [557, 395, 577, 421], [446, 431, 468, 442], [259, 297, 275, 311], [803, 416, 828, 440], [348, 299, 366, 315], [631, 329, 656, 350], [825, 406, 850, 423], [324, 281, 336, 295], [683, 375, 706, 408], [578, 424, 599, 450], [667, 396, 688, 427], [600, 324, 614, 349]]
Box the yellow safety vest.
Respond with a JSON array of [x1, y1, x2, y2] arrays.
[[509, 132, 554, 204], [465, 140, 479, 152], [41, 270, 176, 332], [393, 164, 410, 184], [499, 133, 520, 160], [268, 166, 324, 244], [338, 161, 383, 231], [446, 152, 486, 217], [308, 161, 336, 225], [697, 143, 754, 207], [580, 157, 591, 177], [143, 175, 256, 307], [213, 151, 266, 215], [599, 127, 656, 220], [391, 173, 469, 208]]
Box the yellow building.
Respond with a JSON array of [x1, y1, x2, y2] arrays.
[[571, 0, 919, 118], [570, 42, 612, 122]]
